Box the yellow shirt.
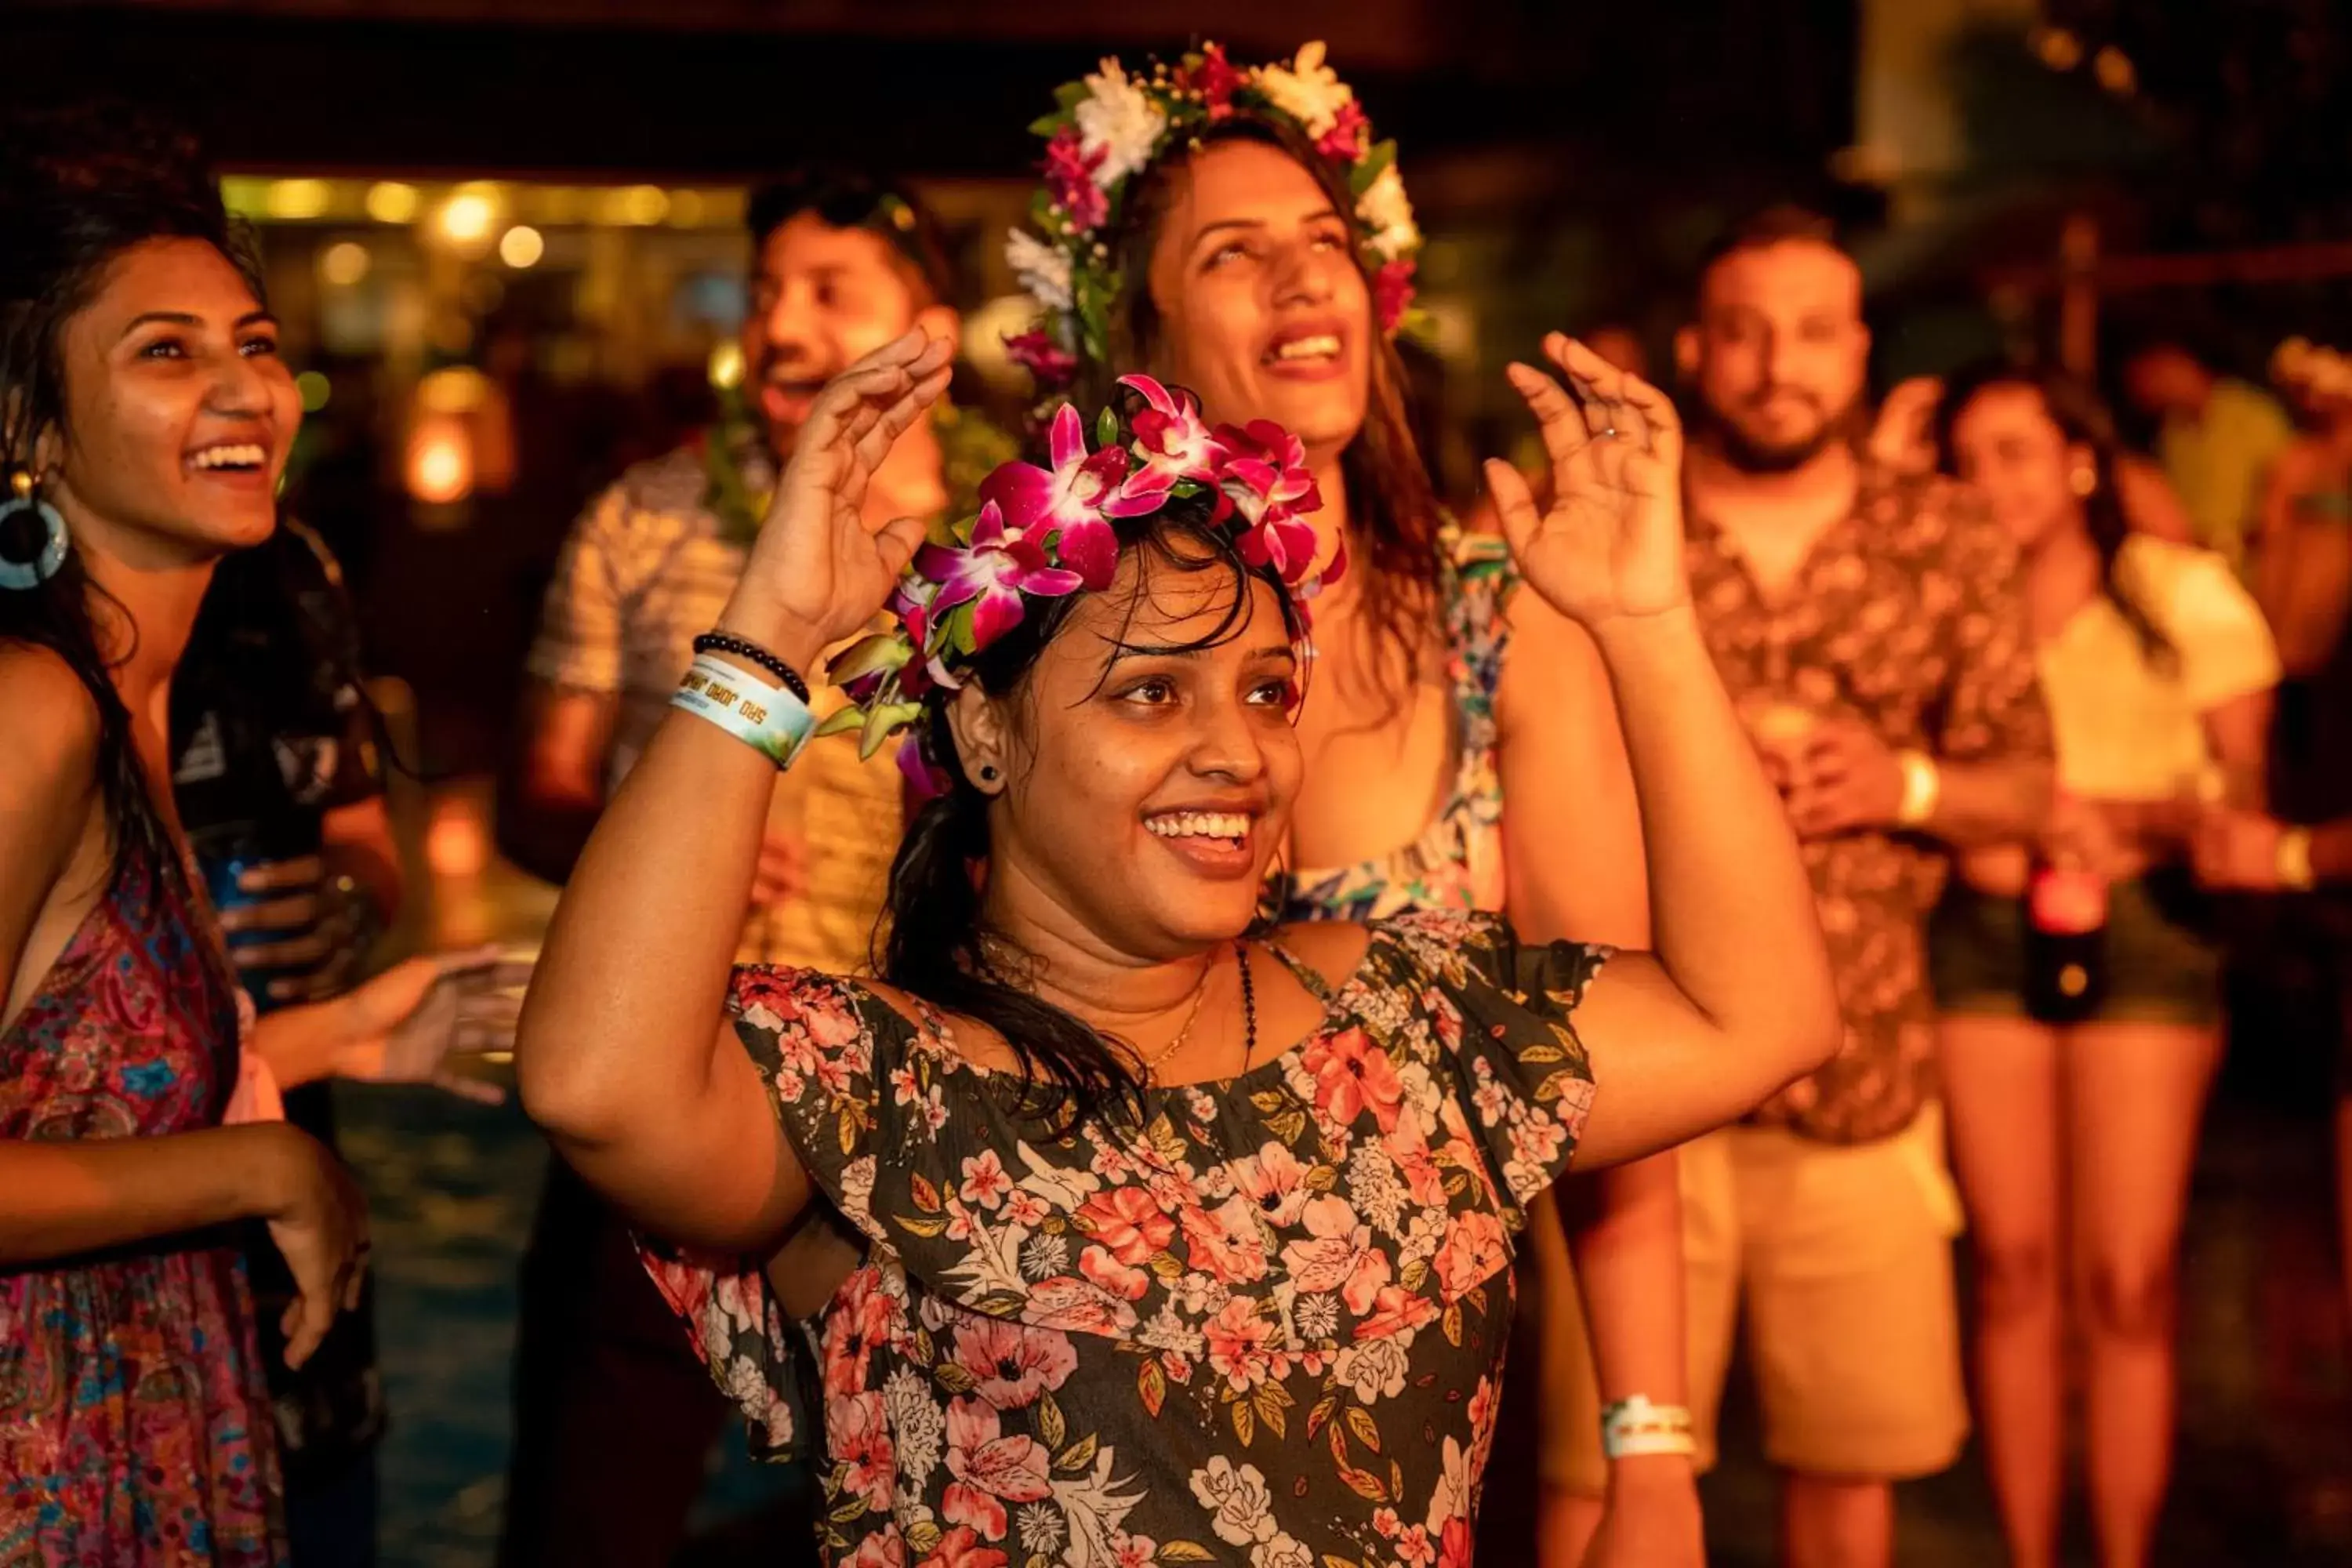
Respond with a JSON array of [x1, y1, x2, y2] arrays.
[[2157, 378, 2293, 576], [2037, 535, 2279, 801]]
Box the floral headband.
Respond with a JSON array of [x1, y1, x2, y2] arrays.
[[1001, 41, 1424, 401], [821, 376, 1334, 790], [2274, 337, 2352, 400]]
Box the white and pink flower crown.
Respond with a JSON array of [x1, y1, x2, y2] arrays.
[[824, 376, 1338, 789], [1001, 41, 1424, 401]]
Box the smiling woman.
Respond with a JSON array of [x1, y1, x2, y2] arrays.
[[514, 330, 1839, 1566], [0, 103, 505, 1567]]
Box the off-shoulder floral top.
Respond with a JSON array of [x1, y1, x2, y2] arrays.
[[640, 909, 1602, 1568]]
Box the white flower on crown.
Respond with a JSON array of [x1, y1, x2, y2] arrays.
[[1074, 56, 1169, 188], [1005, 228, 1073, 313], [1254, 40, 1352, 140], [1356, 164, 1420, 262]]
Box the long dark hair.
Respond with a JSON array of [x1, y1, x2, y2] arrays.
[[875, 490, 1307, 1133], [1091, 115, 1442, 710], [1933, 359, 2172, 664], [0, 103, 265, 892]]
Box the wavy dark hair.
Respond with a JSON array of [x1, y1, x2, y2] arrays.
[[1087, 115, 1441, 713], [0, 102, 263, 895], [874, 483, 1307, 1134], [1932, 359, 2172, 664]]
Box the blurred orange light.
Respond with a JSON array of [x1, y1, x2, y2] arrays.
[[426, 799, 491, 878], [406, 416, 475, 505]]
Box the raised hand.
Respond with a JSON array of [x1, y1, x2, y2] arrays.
[[721, 329, 956, 674], [1485, 334, 1690, 632]]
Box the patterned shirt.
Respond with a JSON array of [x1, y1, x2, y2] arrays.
[[1687, 466, 2052, 1145], [528, 439, 906, 973], [639, 911, 1599, 1568]]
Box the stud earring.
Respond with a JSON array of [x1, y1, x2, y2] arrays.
[[0, 467, 68, 590], [978, 764, 999, 783]]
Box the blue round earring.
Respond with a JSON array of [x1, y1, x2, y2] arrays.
[[0, 467, 67, 590]]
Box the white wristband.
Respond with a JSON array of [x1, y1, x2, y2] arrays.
[[671, 655, 813, 768], [1601, 1394, 1697, 1460], [1894, 750, 1941, 829]]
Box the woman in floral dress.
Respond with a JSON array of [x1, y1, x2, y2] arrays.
[[517, 328, 1837, 1566], [1000, 45, 1697, 1565]]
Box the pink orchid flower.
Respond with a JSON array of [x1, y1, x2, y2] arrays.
[[913, 501, 1086, 652], [979, 403, 1160, 591], [1212, 419, 1324, 584], [1374, 256, 1418, 334], [1004, 329, 1078, 390], [1316, 99, 1370, 162], [1118, 374, 1221, 497], [1042, 127, 1108, 232], [1183, 42, 1243, 120]]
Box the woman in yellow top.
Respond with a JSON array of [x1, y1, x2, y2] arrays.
[[1929, 363, 2278, 1568]]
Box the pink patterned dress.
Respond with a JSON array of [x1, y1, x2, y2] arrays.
[[641, 910, 1601, 1568], [0, 851, 284, 1566]]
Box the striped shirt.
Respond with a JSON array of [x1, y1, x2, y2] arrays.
[[527, 441, 902, 972]]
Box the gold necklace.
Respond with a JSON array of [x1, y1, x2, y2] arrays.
[[1135, 960, 1218, 1087]]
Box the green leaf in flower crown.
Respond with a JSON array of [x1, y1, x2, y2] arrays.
[[946, 602, 979, 655], [1054, 81, 1091, 112], [1096, 406, 1120, 448], [858, 700, 924, 759], [1350, 140, 1397, 197], [814, 706, 866, 739], [829, 632, 912, 685]]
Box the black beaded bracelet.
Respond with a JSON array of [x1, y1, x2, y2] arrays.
[[691, 631, 811, 703]]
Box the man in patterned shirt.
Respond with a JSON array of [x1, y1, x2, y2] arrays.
[[496, 171, 989, 1567], [1667, 207, 2054, 1568]]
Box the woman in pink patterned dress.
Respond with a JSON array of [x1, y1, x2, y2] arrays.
[[0, 107, 494, 1566], [518, 331, 1838, 1566]]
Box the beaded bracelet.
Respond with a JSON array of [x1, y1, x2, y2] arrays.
[[671, 655, 813, 768], [691, 630, 811, 704]]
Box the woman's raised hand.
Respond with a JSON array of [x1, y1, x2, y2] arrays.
[[720, 328, 955, 673], [1485, 334, 1690, 633]]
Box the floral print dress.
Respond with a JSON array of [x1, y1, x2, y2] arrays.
[[0, 853, 282, 1566], [1279, 531, 1515, 923], [640, 910, 1602, 1568]]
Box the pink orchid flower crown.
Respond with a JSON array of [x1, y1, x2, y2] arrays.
[[820, 376, 1341, 793], [1002, 42, 1424, 408]]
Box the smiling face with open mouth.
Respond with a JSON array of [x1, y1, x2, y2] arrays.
[[958, 534, 1306, 961], [742, 212, 946, 463], [1144, 138, 1374, 466], [45, 236, 299, 565]]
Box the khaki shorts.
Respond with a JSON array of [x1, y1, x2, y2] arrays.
[[1534, 1111, 1969, 1491]]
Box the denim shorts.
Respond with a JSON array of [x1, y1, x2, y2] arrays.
[[1928, 869, 2223, 1027]]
